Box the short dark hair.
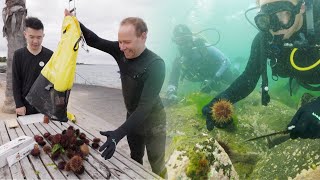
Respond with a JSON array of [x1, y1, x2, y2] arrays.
[[25, 17, 44, 30], [120, 17, 148, 37]]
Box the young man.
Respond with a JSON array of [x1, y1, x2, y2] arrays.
[[65, 11, 167, 177], [202, 0, 320, 139], [12, 17, 53, 116], [167, 24, 237, 101]]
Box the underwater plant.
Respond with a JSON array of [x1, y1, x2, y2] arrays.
[[186, 152, 210, 179]]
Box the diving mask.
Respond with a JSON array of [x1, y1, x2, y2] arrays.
[[254, 0, 303, 32]]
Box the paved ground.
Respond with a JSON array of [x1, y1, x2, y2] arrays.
[[0, 73, 126, 127], [70, 84, 126, 128]]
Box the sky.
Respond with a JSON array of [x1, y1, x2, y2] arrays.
[[0, 0, 174, 64], [0, 0, 258, 65]]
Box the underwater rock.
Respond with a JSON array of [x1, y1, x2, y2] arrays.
[[292, 166, 320, 180], [250, 138, 320, 179], [166, 138, 238, 180], [165, 91, 320, 179], [166, 150, 189, 179]]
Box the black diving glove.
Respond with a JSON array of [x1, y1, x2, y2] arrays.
[[287, 97, 320, 139], [99, 128, 126, 159], [202, 97, 233, 131], [202, 98, 218, 131]]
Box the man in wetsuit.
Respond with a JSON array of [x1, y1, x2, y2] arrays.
[[65, 11, 167, 177], [12, 17, 53, 116], [202, 0, 320, 139], [167, 24, 237, 101]]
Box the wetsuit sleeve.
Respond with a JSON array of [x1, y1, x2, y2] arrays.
[[216, 33, 263, 103], [80, 23, 121, 59], [119, 60, 165, 134], [168, 56, 182, 88], [207, 46, 231, 77], [12, 51, 24, 108]]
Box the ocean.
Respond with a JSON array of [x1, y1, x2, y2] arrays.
[[74, 64, 121, 89]]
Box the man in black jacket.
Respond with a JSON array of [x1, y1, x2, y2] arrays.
[[65, 11, 167, 177], [12, 17, 53, 116], [203, 0, 320, 139]]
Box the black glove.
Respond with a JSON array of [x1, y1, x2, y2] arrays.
[[202, 97, 233, 131], [99, 128, 126, 159], [202, 99, 217, 131], [288, 98, 320, 139]]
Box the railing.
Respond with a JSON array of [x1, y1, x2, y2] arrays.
[[74, 72, 93, 85]]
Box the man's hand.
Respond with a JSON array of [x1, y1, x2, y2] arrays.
[[99, 128, 126, 159], [202, 97, 233, 131], [202, 99, 218, 131], [64, 9, 73, 16], [166, 85, 178, 102], [16, 106, 26, 116], [288, 98, 320, 139]]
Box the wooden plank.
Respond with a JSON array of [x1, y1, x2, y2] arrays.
[[14, 122, 58, 180], [27, 123, 80, 180], [70, 104, 161, 179], [65, 120, 159, 179], [68, 104, 117, 134], [44, 122, 122, 179], [34, 122, 108, 180], [48, 121, 131, 179], [53, 120, 155, 179], [0, 121, 12, 180], [0, 121, 24, 179], [6, 126, 38, 179], [5, 118, 19, 128], [16, 123, 67, 180]]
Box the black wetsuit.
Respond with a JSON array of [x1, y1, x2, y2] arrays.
[[215, 3, 320, 104], [80, 24, 166, 176], [12, 47, 53, 115]]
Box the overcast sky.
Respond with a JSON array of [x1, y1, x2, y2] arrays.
[[0, 0, 175, 64], [1, 0, 258, 65]]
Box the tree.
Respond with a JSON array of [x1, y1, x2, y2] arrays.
[[0, 57, 7, 62], [2, 0, 27, 113]]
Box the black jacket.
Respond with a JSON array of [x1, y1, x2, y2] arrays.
[[12, 47, 53, 108]]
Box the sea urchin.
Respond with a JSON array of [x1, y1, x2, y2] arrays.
[[211, 99, 233, 125]]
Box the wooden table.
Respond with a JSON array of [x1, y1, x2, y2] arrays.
[[0, 119, 161, 179]]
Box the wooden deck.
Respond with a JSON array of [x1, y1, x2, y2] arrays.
[[0, 117, 161, 179]]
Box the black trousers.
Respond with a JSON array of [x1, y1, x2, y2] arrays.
[[126, 109, 167, 178]]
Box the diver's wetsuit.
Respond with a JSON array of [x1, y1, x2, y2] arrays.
[[169, 40, 236, 92], [80, 24, 166, 176], [12, 47, 53, 115], [215, 2, 320, 104]]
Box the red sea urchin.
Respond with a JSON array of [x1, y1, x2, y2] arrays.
[[211, 99, 234, 125], [31, 144, 40, 157], [70, 155, 83, 172]]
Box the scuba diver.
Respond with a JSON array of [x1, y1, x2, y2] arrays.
[[166, 24, 238, 101], [202, 0, 320, 139]]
